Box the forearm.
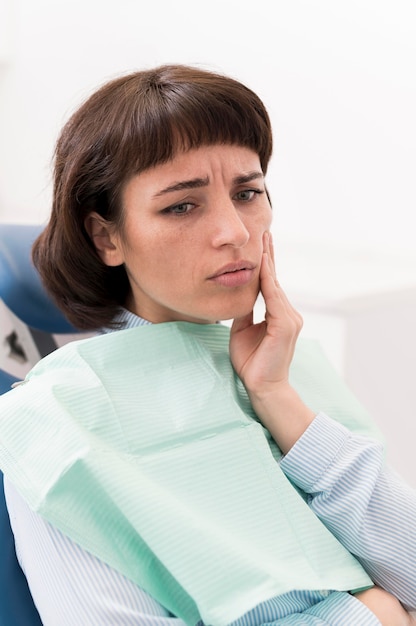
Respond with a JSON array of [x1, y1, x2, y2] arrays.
[[280, 413, 416, 610]]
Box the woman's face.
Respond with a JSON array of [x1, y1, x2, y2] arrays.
[[93, 144, 272, 324]]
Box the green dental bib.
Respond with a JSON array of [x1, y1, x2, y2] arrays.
[[0, 322, 378, 625]]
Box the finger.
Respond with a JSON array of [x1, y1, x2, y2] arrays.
[[262, 234, 302, 320], [268, 231, 276, 269], [262, 232, 276, 281], [260, 250, 288, 308], [260, 251, 278, 299], [260, 252, 303, 329]]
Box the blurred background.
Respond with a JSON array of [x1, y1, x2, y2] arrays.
[[0, 0, 415, 483]]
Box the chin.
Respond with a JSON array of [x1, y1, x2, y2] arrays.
[[214, 293, 259, 323]]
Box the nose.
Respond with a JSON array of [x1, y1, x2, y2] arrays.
[[211, 199, 250, 249]]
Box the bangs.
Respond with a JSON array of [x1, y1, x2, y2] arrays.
[[128, 80, 272, 174], [115, 66, 272, 178]]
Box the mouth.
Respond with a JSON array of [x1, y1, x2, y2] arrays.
[[208, 262, 256, 287]]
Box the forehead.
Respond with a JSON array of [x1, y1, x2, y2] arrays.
[[123, 144, 263, 201]]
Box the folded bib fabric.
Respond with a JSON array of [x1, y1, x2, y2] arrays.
[[0, 322, 378, 625]]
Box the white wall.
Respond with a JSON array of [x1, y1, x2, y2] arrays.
[[0, 0, 415, 255], [1, 0, 415, 478]]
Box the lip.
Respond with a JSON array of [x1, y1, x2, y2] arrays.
[[208, 261, 256, 287]]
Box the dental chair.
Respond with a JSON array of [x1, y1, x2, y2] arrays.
[[0, 223, 80, 625]]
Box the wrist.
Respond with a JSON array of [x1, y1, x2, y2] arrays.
[[248, 382, 316, 454]]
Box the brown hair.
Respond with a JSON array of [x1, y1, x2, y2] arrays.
[[32, 64, 273, 330]]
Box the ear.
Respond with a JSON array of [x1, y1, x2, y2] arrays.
[[84, 212, 124, 267]]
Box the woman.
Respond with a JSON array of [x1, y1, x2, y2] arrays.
[[1, 64, 415, 625]]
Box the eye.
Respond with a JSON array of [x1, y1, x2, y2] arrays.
[[161, 202, 195, 216], [234, 189, 263, 202]]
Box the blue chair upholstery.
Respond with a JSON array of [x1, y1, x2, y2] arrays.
[[0, 472, 43, 626], [0, 223, 78, 625], [0, 223, 74, 333]]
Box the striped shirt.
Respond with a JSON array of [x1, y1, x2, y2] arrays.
[[5, 310, 416, 624]]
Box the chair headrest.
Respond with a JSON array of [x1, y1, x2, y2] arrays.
[[0, 224, 75, 333]]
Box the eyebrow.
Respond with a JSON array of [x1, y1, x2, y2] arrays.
[[153, 171, 264, 197], [154, 177, 209, 197], [233, 171, 264, 185]]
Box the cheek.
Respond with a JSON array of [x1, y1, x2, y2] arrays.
[[121, 224, 163, 263], [138, 234, 191, 281], [264, 203, 273, 228], [251, 205, 273, 234]]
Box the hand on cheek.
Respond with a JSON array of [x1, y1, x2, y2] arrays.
[[231, 231, 303, 389], [230, 232, 315, 453]]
